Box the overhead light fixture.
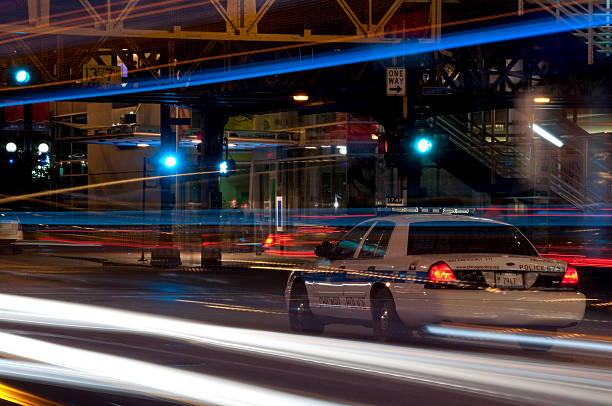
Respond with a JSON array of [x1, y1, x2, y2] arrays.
[[38, 143, 49, 154], [371, 134, 379, 140], [5, 142, 17, 153], [137, 143, 150, 147], [190, 139, 201, 144], [321, 145, 331, 148], [531, 123, 564, 147], [122, 48, 128, 51], [293, 94, 309, 101], [533, 97, 551, 103]]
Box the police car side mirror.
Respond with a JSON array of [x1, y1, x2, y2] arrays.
[[315, 241, 335, 258]]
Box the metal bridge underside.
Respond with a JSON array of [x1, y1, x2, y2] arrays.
[[1, 1, 611, 207]]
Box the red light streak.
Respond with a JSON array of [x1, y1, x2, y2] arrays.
[[264, 249, 317, 257], [541, 253, 612, 267]]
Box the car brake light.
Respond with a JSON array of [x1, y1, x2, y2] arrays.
[[427, 261, 457, 283], [561, 265, 579, 287]]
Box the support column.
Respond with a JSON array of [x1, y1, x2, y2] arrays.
[[151, 104, 181, 268], [200, 114, 227, 269], [23, 104, 33, 192], [160, 104, 174, 211], [201, 114, 226, 209]]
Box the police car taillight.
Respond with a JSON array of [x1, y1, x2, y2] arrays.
[[427, 261, 457, 284], [561, 265, 579, 287]]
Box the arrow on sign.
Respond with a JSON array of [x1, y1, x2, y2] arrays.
[[390, 86, 403, 93]]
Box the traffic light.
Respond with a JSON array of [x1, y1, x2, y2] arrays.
[[162, 154, 178, 168], [415, 137, 433, 154], [7, 67, 33, 85], [219, 159, 236, 176], [15, 69, 30, 84]]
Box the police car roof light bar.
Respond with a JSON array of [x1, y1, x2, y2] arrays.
[[383, 207, 476, 215]]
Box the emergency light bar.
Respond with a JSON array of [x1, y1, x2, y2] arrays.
[[378, 207, 476, 215]]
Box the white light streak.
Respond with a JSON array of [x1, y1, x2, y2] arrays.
[[0, 332, 341, 406], [0, 294, 611, 405], [531, 123, 564, 147]]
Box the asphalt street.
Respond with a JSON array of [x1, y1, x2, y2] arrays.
[[0, 249, 611, 405]]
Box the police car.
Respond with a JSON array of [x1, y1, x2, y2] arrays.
[[285, 208, 586, 344]]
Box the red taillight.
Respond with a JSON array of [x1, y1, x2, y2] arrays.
[[263, 234, 275, 248], [561, 265, 579, 287], [427, 261, 457, 283]]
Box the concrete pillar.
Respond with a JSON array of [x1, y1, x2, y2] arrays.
[[151, 104, 181, 268]]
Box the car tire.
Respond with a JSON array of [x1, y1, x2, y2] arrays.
[[289, 281, 324, 335], [371, 289, 403, 342]]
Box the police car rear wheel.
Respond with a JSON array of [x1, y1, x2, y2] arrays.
[[372, 291, 402, 341], [289, 283, 324, 335]]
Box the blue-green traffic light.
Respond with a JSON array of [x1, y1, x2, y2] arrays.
[[219, 160, 228, 174], [15, 69, 30, 84], [219, 159, 236, 175], [163, 155, 177, 168], [415, 138, 432, 154]]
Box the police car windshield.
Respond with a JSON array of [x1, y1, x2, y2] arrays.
[[407, 221, 538, 256]]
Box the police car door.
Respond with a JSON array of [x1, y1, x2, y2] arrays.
[[310, 223, 373, 318], [343, 221, 396, 320]]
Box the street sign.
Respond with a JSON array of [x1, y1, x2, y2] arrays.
[[386, 68, 406, 96]]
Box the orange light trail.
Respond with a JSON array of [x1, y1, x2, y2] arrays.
[[0, 382, 65, 406], [0, 3, 577, 94]]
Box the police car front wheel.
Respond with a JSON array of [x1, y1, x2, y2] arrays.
[[289, 282, 324, 335], [371, 290, 402, 341]]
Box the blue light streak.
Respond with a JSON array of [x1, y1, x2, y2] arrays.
[[0, 16, 607, 107]]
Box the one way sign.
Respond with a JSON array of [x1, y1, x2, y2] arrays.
[[386, 67, 406, 96]]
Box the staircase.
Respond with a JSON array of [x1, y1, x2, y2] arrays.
[[434, 111, 604, 207]]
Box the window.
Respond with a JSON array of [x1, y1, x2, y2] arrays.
[[359, 221, 395, 258], [407, 221, 538, 257], [335, 224, 372, 258]]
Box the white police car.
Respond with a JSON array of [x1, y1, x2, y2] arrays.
[[285, 208, 585, 344]]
